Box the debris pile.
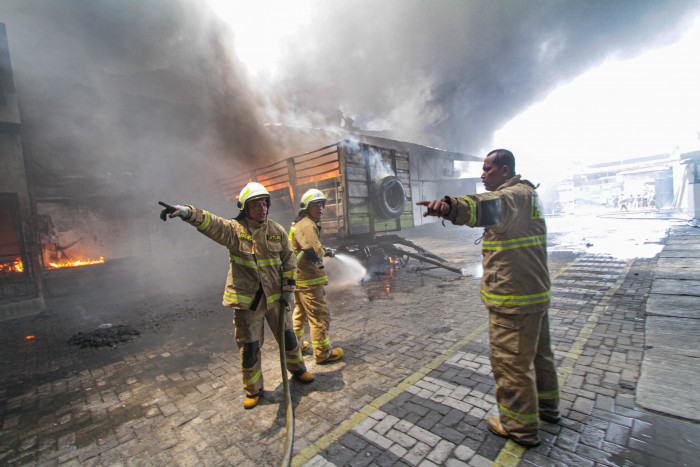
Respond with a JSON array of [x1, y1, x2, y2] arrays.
[[68, 325, 140, 348]]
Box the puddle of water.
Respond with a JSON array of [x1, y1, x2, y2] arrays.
[[326, 212, 678, 307], [327, 261, 432, 302], [546, 214, 674, 260]]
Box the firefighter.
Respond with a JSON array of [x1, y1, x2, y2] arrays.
[[417, 149, 559, 447], [289, 188, 343, 364], [159, 182, 314, 410]]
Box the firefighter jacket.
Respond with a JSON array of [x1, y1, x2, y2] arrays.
[[184, 206, 297, 309], [443, 175, 550, 314], [288, 215, 328, 288]]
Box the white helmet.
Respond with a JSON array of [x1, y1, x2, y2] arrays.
[[237, 182, 270, 209], [300, 188, 327, 210]]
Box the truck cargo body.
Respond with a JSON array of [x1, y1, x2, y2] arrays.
[[219, 139, 414, 240]]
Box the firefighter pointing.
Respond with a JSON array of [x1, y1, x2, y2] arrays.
[[289, 189, 343, 364], [418, 149, 559, 448], [159, 182, 314, 410]]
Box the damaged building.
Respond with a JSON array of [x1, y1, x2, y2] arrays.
[[0, 21, 482, 320], [0, 23, 42, 318], [0, 20, 226, 320]]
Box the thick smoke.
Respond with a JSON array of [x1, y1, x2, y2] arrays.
[[1, 0, 699, 294], [2, 0, 278, 208], [262, 0, 700, 155], [1, 0, 283, 295], [4, 0, 699, 206]]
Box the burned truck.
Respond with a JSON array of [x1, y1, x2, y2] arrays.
[[218, 138, 479, 275]]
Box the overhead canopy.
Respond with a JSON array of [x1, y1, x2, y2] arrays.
[[357, 134, 482, 162], [680, 150, 700, 164]]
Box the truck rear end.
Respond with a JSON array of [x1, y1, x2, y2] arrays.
[[219, 139, 413, 240]]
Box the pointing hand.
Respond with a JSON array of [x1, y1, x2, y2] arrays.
[[158, 201, 192, 221], [416, 200, 450, 218]]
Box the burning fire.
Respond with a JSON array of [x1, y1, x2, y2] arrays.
[[0, 257, 24, 273], [238, 176, 292, 199], [48, 257, 105, 269], [297, 170, 341, 185], [1, 256, 106, 272], [235, 169, 342, 202]]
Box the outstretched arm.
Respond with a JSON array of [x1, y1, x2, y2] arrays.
[[158, 201, 237, 248]]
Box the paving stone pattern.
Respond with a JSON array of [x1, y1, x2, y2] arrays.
[[1, 225, 699, 466], [306, 255, 700, 467], [638, 225, 700, 421]]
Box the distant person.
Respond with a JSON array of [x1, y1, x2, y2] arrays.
[[289, 189, 343, 364], [620, 195, 628, 212], [158, 182, 314, 410], [552, 200, 563, 214], [417, 149, 559, 447]]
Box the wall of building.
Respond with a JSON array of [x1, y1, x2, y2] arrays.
[[0, 24, 30, 217], [0, 23, 41, 305]]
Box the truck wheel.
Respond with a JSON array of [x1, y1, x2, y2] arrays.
[[374, 176, 406, 219]]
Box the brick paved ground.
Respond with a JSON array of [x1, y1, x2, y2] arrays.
[[0, 218, 698, 466], [302, 254, 700, 467]]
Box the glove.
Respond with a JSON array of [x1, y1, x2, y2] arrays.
[[158, 201, 191, 221], [324, 248, 336, 258], [281, 291, 295, 311]]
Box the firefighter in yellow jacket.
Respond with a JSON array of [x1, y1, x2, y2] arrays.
[[418, 149, 559, 447], [289, 189, 343, 364], [158, 182, 314, 410]]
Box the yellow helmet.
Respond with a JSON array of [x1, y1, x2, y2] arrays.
[[237, 182, 270, 209], [300, 188, 327, 210]]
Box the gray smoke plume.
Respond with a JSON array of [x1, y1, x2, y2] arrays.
[[261, 0, 700, 155], [1, 0, 282, 292], [4, 0, 699, 199], [2, 0, 279, 209]]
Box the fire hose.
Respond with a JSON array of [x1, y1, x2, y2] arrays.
[[278, 249, 333, 465], [277, 249, 312, 466], [279, 298, 294, 467]]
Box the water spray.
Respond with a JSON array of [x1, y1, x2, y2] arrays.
[[331, 253, 368, 283]]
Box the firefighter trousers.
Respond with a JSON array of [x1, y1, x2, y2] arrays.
[[233, 294, 306, 397], [292, 285, 332, 362], [488, 305, 559, 444]]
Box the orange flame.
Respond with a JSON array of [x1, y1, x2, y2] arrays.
[[0, 257, 24, 273], [25, 335, 35, 340], [297, 170, 340, 185], [48, 257, 105, 269], [232, 168, 341, 202]]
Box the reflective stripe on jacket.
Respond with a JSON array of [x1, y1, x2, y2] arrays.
[[289, 215, 328, 288], [444, 175, 550, 313], [185, 206, 296, 309]]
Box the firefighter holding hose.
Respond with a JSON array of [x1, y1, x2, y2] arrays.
[[289, 188, 343, 364], [418, 149, 559, 448], [159, 182, 314, 410]]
